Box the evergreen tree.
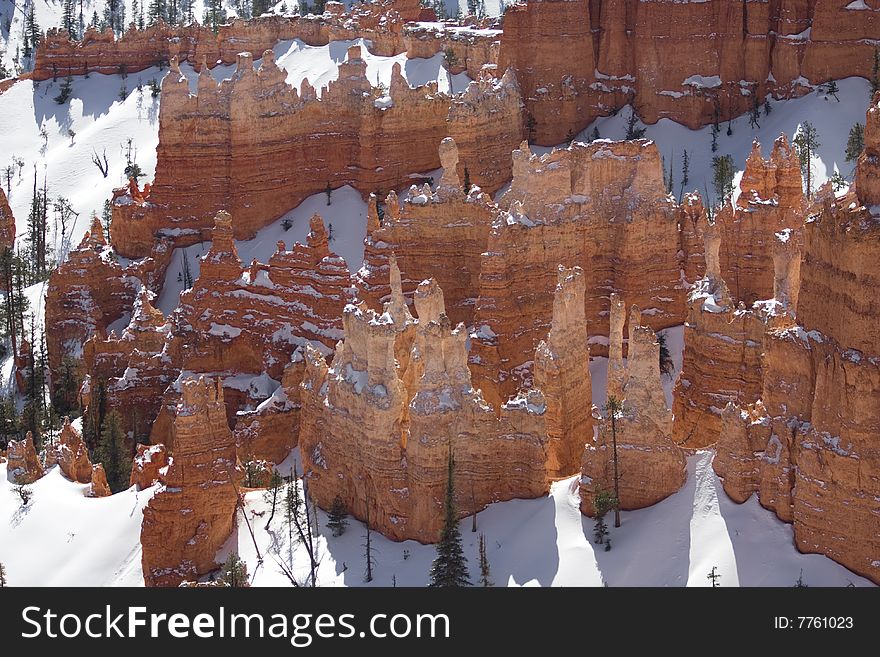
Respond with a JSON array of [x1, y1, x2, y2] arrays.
[[429, 450, 471, 587], [326, 494, 349, 537], [712, 154, 735, 205], [0, 561, 6, 587], [204, 0, 227, 34], [261, 469, 283, 529], [463, 167, 471, 194], [593, 489, 616, 547], [95, 410, 130, 493], [63, 0, 79, 39], [749, 94, 761, 129], [478, 532, 492, 586], [24, 6, 41, 59], [793, 121, 821, 199], [793, 569, 809, 588], [590, 126, 600, 141], [666, 152, 674, 194], [603, 395, 624, 528], [253, 0, 271, 16], [830, 170, 847, 191], [726, 119, 733, 137], [0, 395, 18, 449], [625, 108, 646, 139], [679, 149, 690, 200], [148, 0, 168, 25], [325, 181, 332, 205], [711, 123, 719, 152], [443, 47, 458, 94], [363, 506, 375, 583], [846, 123, 865, 164], [763, 98, 772, 115], [220, 552, 248, 586], [103, 0, 126, 37]]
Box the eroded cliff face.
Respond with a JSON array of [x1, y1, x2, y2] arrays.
[[110, 47, 522, 258], [353, 137, 498, 326], [673, 140, 803, 448], [709, 97, 880, 584], [32, 2, 431, 82], [45, 214, 172, 409], [49, 417, 94, 484], [581, 306, 686, 514], [469, 139, 703, 408], [140, 377, 240, 587], [299, 264, 591, 542], [498, 0, 880, 145]]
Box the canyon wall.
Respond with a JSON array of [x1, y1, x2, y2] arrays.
[[110, 48, 522, 258], [299, 265, 591, 542], [353, 137, 497, 326], [468, 139, 704, 408], [499, 0, 880, 145], [711, 95, 880, 584]]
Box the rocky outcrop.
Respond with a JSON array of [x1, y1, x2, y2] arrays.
[[6, 432, 43, 484], [129, 444, 169, 491], [673, 143, 803, 448], [51, 417, 94, 484], [0, 186, 15, 249], [716, 136, 804, 305], [300, 266, 590, 542], [581, 307, 686, 514], [32, 3, 429, 82], [45, 214, 172, 409], [353, 137, 498, 326], [469, 139, 704, 408], [233, 352, 305, 465], [111, 46, 522, 258], [141, 377, 241, 587], [88, 464, 112, 498], [498, 0, 880, 145], [710, 97, 880, 584]]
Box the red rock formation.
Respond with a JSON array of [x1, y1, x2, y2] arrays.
[[716, 136, 805, 305], [233, 352, 305, 465], [129, 443, 169, 490], [141, 377, 241, 587], [51, 417, 94, 484], [581, 307, 686, 514], [469, 139, 703, 408], [45, 214, 172, 407], [110, 47, 521, 258], [0, 186, 15, 249], [6, 432, 43, 484], [88, 464, 112, 498], [353, 137, 498, 325], [709, 97, 880, 584], [300, 266, 590, 542], [498, 0, 880, 145]]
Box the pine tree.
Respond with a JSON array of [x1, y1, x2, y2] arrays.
[[625, 108, 646, 139], [793, 569, 809, 587], [593, 489, 616, 547], [463, 167, 471, 194], [63, 0, 79, 39], [749, 94, 761, 129], [590, 126, 600, 141], [478, 533, 492, 586], [712, 154, 735, 205], [326, 494, 349, 537], [846, 123, 865, 164], [823, 79, 839, 101], [0, 561, 6, 587], [24, 6, 41, 59], [679, 149, 690, 200], [603, 395, 624, 528], [658, 332, 674, 377], [711, 123, 719, 152], [666, 152, 674, 194], [793, 121, 821, 199], [204, 0, 227, 34], [429, 450, 471, 587], [220, 552, 248, 586], [95, 410, 130, 493], [362, 492, 376, 583], [325, 181, 332, 205], [262, 469, 283, 529], [253, 0, 271, 16]]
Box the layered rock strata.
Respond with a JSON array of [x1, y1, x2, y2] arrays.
[[299, 265, 591, 542], [469, 139, 704, 408], [353, 137, 497, 326], [499, 0, 880, 145], [110, 47, 522, 258], [580, 307, 686, 514], [140, 377, 240, 587], [129, 443, 169, 491]]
